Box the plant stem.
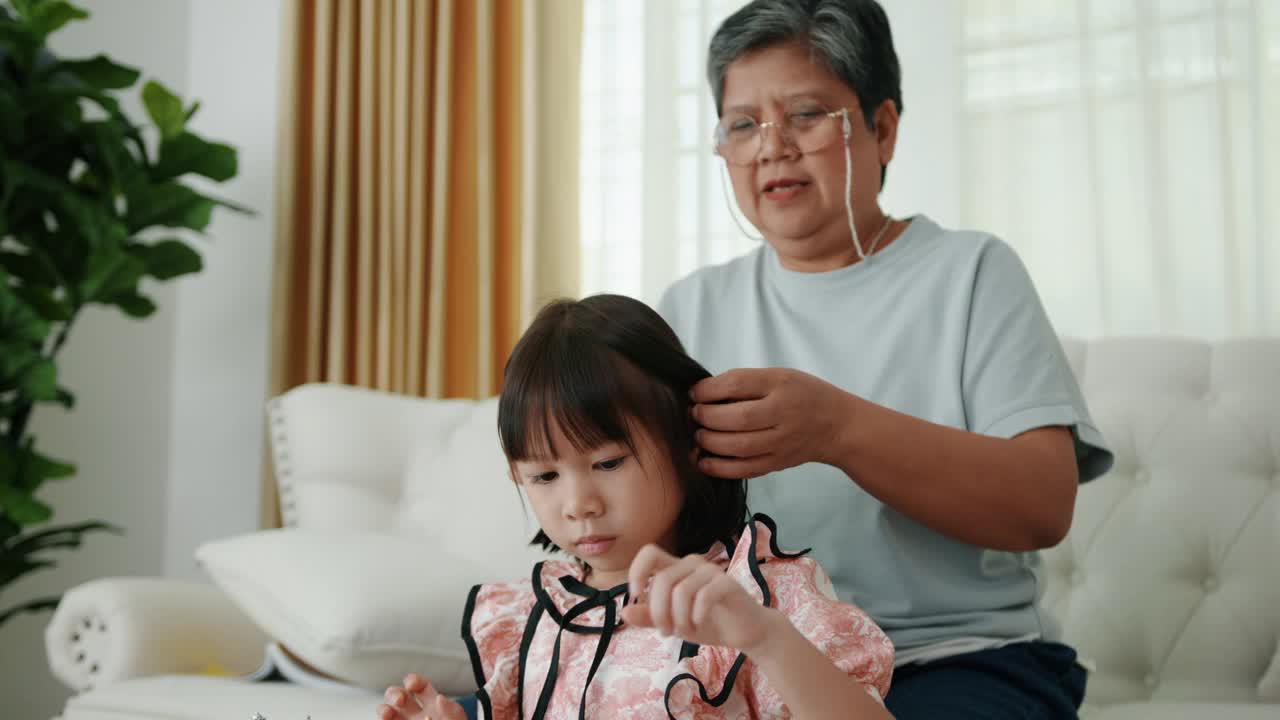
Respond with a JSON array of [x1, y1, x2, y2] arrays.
[[5, 311, 78, 447]]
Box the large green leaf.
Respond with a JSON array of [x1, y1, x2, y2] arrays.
[[0, 342, 43, 390], [0, 553, 55, 588], [0, 250, 58, 286], [47, 54, 139, 90], [22, 448, 76, 489], [125, 181, 214, 232], [0, 85, 23, 145], [109, 290, 155, 318], [22, 1, 88, 46], [17, 357, 57, 400], [82, 119, 145, 193], [0, 271, 50, 344], [78, 243, 144, 303], [0, 483, 52, 525], [141, 80, 184, 140], [154, 132, 237, 183], [7, 521, 116, 556], [13, 284, 72, 322], [0, 597, 59, 627], [128, 239, 202, 280]]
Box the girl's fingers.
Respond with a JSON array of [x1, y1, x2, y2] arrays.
[[627, 544, 678, 604], [670, 564, 722, 638], [404, 673, 429, 693], [375, 703, 400, 720], [620, 603, 654, 628], [691, 574, 738, 629], [647, 555, 706, 636], [428, 693, 470, 720]]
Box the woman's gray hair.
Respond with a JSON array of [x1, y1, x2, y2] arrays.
[[707, 0, 903, 129]]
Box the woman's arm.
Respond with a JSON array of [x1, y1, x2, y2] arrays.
[[833, 392, 1077, 552], [692, 369, 1078, 552]]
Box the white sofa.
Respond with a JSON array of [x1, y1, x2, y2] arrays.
[[45, 338, 1280, 719]]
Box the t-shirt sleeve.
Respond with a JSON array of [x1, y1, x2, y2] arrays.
[[962, 240, 1113, 481], [462, 582, 535, 720], [742, 557, 896, 715]]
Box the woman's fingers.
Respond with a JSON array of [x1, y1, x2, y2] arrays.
[[690, 368, 774, 404], [693, 397, 775, 433], [696, 427, 779, 458], [696, 452, 779, 480]]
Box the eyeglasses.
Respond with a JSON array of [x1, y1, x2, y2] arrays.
[[713, 107, 850, 166]]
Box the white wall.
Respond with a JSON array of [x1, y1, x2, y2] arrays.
[[163, 0, 282, 581], [880, 0, 962, 228], [0, 2, 279, 717]]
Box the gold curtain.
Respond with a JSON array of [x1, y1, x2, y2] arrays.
[[264, 0, 582, 527]]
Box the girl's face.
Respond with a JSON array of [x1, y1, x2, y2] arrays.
[[720, 41, 898, 272], [514, 417, 685, 589]]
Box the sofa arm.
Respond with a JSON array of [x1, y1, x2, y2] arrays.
[[45, 577, 267, 692]]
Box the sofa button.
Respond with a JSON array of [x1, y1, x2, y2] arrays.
[[1143, 673, 1158, 689], [1203, 576, 1218, 592]]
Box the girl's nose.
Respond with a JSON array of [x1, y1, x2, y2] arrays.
[[564, 476, 603, 520]]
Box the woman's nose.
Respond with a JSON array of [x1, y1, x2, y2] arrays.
[[757, 122, 797, 163]]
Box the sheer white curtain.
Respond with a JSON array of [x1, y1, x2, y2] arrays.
[[579, 0, 1279, 337], [960, 0, 1279, 338], [579, 0, 752, 305]]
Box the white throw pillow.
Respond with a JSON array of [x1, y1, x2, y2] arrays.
[[196, 529, 503, 696]]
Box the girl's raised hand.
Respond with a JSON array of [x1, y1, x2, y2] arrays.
[[376, 674, 467, 720], [621, 544, 775, 653]]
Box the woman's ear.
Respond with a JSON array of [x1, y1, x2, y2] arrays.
[[874, 99, 900, 165]]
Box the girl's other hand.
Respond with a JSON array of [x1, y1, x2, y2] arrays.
[[376, 674, 467, 720]]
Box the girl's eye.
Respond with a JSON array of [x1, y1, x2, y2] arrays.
[[596, 456, 627, 471], [530, 472, 557, 485]]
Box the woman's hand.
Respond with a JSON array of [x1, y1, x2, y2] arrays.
[[620, 544, 776, 653], [376, 674, 467, 720], [690, 368, 857, 479]]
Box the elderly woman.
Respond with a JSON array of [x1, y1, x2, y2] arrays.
[[658, 1, 1114, 718]]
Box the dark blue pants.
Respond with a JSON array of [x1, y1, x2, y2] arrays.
[[457, 641, 1085, 719], [456, 693, 479, 719], [885, 641, 1087, 719]]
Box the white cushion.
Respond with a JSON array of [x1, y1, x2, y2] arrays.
[[1085, 702, 1280, 720], [196, 529, 512, 696], [61, 675, 378, 720], [1049, 339, 1280, 706]]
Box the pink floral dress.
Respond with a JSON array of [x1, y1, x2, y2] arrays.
[[461, 515, 894, 719]]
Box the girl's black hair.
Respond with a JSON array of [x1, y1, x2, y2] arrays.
[[498, 294, 748, 557]]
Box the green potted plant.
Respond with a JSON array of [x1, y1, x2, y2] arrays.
[[0, 0, 249, 626]]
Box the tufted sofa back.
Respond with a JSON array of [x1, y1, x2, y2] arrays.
[[267, 338, 1280, 708], [1047, 338, 1280, 707]]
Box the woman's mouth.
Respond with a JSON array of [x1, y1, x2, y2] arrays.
[[762, 179, 809, 201]]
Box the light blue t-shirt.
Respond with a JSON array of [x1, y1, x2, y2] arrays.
[[657, 215, 1113, 652]]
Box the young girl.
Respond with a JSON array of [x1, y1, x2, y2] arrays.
[[377, 295, 895, 720]]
